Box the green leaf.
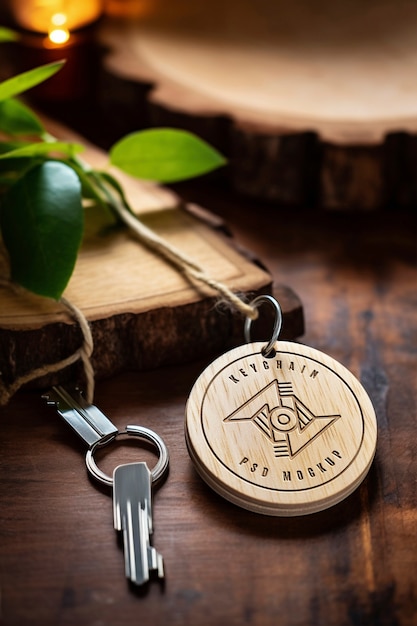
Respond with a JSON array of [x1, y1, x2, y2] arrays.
[[0, 27, 19, 42], [99, 171, 128, 201], [109, 128, 226, 183], [0, 160, 39, 190], [0, 161, 83, 299], [0, 141, 84, 159], [0, 143, 45, 182], [0, 140, 23, 154], [0, 61, 65, 102], [0, 98, 45, 136], [98, 170, 132, 209]]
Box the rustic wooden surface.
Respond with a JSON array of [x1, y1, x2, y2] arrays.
[[0, 120, 306, 394], [99, 0, 417, 210], [0, 178, 416, 625]]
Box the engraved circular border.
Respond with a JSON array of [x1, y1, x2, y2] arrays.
[[192, 343, 374, 495], [201, 348, 364, 492]]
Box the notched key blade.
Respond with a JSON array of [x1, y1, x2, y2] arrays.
[[113, 462, 164, 586], [147, 545, 164, 579]]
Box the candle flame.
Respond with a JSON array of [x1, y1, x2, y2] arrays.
[[48, 13, 70, 45]]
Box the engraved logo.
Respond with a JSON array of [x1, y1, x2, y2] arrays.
[[224, 380, 341, 459]]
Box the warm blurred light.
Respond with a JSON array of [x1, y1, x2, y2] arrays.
[[10, 1, 102, 34], [48, 27, 70, 44], [51, 12, 67, 27], [48, 12, 70, 44]]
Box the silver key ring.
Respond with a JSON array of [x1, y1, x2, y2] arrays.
[[244, 295, 283, 356], [85, 425, 169, 487]]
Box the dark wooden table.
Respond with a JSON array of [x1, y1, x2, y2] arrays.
[[1, 179, 416, 625]]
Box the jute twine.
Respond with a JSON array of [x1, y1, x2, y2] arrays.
[[0, 209, 258, 406], [0, 291, 94, 406]]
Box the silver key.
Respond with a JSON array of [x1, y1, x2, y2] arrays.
[[113, 462, 164, 586], [44, 386, 169, 586]]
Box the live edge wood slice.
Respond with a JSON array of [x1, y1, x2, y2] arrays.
[[99, 0, 417, 210], [0, 119, 303, 395]]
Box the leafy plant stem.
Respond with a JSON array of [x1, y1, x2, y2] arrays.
[[0, 57, 226, 303], [69, 152, 200, 272]]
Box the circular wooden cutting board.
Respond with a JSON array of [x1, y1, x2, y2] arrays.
[[101, 0, 417, 209]]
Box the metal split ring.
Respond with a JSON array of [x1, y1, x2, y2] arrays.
[[85, 425, 169, 487], [244, 295, 283, 356]]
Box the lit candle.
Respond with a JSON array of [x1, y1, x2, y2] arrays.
[[11, 0, 102, 34], [9, 0, 103, 101], [48, 12, 70, 46]]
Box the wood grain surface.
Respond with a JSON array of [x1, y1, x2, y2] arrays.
[[0, 119, 305, 393], [185, 340, 377, 516], [0, 175, 415, 625], [99, 0, 417, 209]]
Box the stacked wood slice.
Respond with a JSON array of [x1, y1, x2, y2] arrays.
[[99, 0, 417, 210], [0, 119, 304, 397]]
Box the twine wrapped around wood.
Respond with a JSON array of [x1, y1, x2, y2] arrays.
[[114, 199, 259, 320], [0, 287, 94, 406], [0, 211, 258, 405]]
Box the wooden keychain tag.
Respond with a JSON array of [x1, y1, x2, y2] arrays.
[[185, 295, 377, 516]]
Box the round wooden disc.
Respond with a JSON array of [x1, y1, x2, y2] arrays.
[[101, 1, 417, 209], [103, 0, 417, 141], [185, 341, 377, 516]]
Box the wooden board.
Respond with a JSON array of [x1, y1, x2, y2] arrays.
[[0, 119, 303, 396], [99, 0, 417, 209]]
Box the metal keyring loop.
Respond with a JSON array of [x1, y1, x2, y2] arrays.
[[85, 425, 169, 487], [244, 295, 283, 356]]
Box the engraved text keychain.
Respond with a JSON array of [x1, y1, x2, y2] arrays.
[[185, 295, 377, 516]]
